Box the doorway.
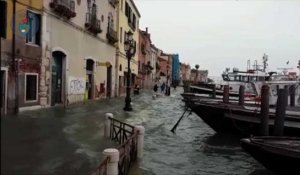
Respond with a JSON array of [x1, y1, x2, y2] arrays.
[[51, 51, 65, 106], [106, 65, 112, 97], [86, 59, 94, 100], [1, 69, 7, 115]]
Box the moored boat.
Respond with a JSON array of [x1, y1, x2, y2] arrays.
[[186, 100, 300, 137], [240, 136, 300, 174]]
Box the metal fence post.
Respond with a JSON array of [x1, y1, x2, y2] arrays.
[[105, 113, 113, 138], [103, 148, 119, 175], [135, 126, 145, 159]]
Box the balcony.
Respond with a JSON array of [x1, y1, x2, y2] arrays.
[[49, 0, 76, 19], [106, 26, 118, 44], [85, 13, 102, 34], [109, 0, 119, 8]]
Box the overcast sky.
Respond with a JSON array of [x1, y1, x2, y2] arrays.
[[135, 0, 300, 76]]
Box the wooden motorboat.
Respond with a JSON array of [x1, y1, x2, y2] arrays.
[[185, 100, 300, 137], [240, 136, 300, 174]]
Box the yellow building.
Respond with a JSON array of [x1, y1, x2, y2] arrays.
[[1, 0, 43, 114], [116, 0, 140, 96]]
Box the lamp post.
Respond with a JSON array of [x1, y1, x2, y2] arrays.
[[195, 64, 199, 84], [298, 60, 300, 81], [123, 31, 136, 111]]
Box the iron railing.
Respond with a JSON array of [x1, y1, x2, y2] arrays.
[[91, 117, 138, 175], [49, 0, 76, 18], [106, 26, 118, 44], [91, 156, 110, 175], [85, 12, 102, 34], [109, 0, 119, 8], [109, 117, 135, 145], [118, 132, 138, 175]]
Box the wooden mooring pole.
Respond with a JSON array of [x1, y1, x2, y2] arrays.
[[273, 88, 288, 136], [223, 85, 229, 103], [260, 85, 270, 136], [239, 85, 245, 106], [290, 85, 296, 107], [212, 84, 216, 99]]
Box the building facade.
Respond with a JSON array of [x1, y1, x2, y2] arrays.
[[138, 28, 152, 89], [180, 63, 191, 82], [116, 0, 140, 96], [157, 51, 172, 85], [150, 44, 159, 83], [171, 54, 180, 85], [190, 69, 208, 83], [1, 0, 43, 114], [41, 0, 118, 107]]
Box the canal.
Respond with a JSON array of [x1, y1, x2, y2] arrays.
[[2, 87, 272, 174], [124, 88, 273, 175]]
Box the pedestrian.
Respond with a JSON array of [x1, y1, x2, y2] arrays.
[[134, 84, 140, 95], [153, 84, 158, 92], [173, 82, 177, 90], [161, 82, 165, 93]]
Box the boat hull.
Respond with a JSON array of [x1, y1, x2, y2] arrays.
[[240, 137, 300, 174], [189, 102, 300, 137]]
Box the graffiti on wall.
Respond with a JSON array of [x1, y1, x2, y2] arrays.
[[68, 77, 86, 94]]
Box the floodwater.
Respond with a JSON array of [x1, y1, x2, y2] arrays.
[[125, 88, 273, 175], [1, 87, 273, 175]]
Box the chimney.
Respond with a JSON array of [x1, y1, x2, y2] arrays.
[[146, 27, 148, 33]]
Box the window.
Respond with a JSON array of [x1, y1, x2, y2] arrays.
[[0, 0, 7, 38], [25, 73, 38, 102], [124, 30, 126, 42], [26, 11, 41, 45], [125, 2, 129, 17], [108, 13, 113, 30], [120, 27, 122, 43], [133, 14, 136, 28]]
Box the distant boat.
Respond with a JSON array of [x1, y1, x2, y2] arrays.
[[187, 58, 300, 106], [240, 136, 300, 174]]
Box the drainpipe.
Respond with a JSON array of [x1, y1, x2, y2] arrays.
[[12, 0, 19, 114]]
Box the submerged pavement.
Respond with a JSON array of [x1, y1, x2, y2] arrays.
[[1, 92, 152, 175]]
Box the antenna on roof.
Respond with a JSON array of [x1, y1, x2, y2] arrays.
[[262, 53, 268, 72]]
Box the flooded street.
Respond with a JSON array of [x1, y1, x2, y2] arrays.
[[2, 87, 272, 175]]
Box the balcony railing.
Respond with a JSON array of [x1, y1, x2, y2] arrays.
[[106, 26, 118, 44], [85, 13, 102, 34], [109, 0, 119, 8], [49, 0, 76, 19]]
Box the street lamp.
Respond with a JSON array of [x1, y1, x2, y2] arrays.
[[123, 31, 136, 111], [195, 64, 199, 84], [298, 60, 300, 81]]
